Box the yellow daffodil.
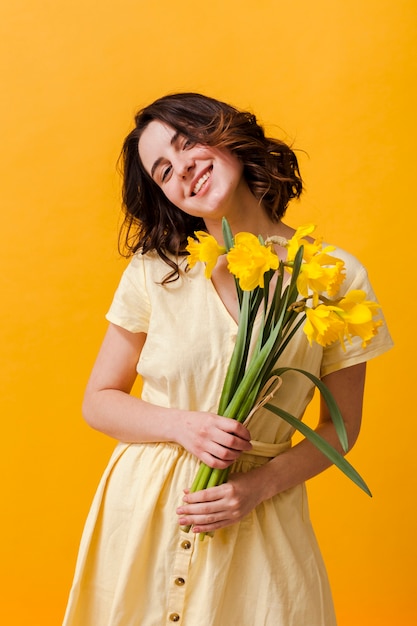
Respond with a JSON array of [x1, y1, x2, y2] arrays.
[[297, 257, 346, 304], [285, 225, 345, 303], [285, 224, 337, 265], [285, 224, 317, 263], [304, 290, 382, 350], [186, 231, 226, 278], [226, 232, 279, 291], [304, 305, 346, 347], [336, 290, 382, 348]]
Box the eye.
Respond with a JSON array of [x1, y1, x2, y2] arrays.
[[161, 164, 172, 182], [183, 138, 195, 150]]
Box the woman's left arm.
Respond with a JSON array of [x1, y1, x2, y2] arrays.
[[177, 362, 366, 533]]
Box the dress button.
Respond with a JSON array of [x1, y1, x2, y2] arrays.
[[175, 577, 185, 586], [181, 540, 191, 550], [169, 613, 180, 622]]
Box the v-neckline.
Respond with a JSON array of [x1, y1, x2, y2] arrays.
[[206, 269, 292, 329], [184, 254, 292, 328], [207, 275, 240, 327]]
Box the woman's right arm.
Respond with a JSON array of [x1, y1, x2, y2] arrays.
[[82, 323, 252, 468]]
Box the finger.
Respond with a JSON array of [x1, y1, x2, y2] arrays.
[[191, 514, 232, 533], [219, 419, 252, 442], [199, 450, 235, 470], [218, 432, 252, 452], [229, 417, 251, 435], [208, 431, 252, 455], [177, 509, 229, 529], [198, 442, 245, 469], [208, 440, 248, 461], [180, 485, 225, 505]]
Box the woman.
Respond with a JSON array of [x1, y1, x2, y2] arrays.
[[63, 93, 392, 625]]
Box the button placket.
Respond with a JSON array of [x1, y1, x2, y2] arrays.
[[166, 531, 195, 624]]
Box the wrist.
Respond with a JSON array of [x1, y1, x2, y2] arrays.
[[165, 407, 188, 446], [251, 457, 288, 502]]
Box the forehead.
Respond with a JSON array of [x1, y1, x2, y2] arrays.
[[138, 120, 177, 174]]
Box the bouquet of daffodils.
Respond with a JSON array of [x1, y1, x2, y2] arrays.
[[182, 219, 381, 533]]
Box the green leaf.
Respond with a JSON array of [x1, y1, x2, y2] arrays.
[[222, 217, 243, 306], [278, 245, 304, 327], [249, 286, 264, 326], [269, 248, 302, 337], [270, 367, 348, 452], [270, 313, 305, 364], [221, 217, 234, 252], [264, 403, 371, 496], [264, 265, 284, 341], [217, 290, 251, 414]]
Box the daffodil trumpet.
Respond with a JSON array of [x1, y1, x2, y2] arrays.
[[182, 219, 381, 538]]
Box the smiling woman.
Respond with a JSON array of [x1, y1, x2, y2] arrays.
[[62, 92, 393, 626], [138, 120, 247, 223], [119, 92, 303, 282]]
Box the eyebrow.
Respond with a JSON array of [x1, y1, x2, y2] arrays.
[[150, 130, 181, 179]]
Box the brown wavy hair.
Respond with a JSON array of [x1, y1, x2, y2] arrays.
[[119, 92, 303, 280]]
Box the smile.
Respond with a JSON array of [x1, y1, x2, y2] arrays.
[[191, 167, 212, 196]]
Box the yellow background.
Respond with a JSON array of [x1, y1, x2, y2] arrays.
[[1, 1, 415, 624]]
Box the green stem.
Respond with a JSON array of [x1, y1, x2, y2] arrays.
[[207, 466, 230, 488]]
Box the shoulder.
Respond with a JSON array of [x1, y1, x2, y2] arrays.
[[329, 244, 365, 272], [124, 249, 184, 281], [121, 250, 200, 298], [326, 243, 371, 295], [319, 243, 394, 375]]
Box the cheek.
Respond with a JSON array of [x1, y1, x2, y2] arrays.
[[231, 157, 244, 178], [163, 180, 183, 207], [219, 153, 244, 181]]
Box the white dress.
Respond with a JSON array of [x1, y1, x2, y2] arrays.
[[63, 247, 393, 626]]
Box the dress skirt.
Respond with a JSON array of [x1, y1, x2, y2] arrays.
[[63, 439, 337, 626]]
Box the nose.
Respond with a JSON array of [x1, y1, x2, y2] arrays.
[[175, 154, 195, 179]]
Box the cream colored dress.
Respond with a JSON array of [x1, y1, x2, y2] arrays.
[[63, 247, 393, 626]]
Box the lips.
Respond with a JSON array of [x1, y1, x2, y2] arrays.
[[191, 166, 213, 196]]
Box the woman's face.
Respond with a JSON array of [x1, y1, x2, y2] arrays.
[[138, 120, 248, 221]]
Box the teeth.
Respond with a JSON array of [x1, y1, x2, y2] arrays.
[[192, 170, 211, 195]]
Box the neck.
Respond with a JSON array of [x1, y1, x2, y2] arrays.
[[204, 201, 294, 244]]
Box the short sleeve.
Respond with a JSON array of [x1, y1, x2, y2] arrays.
[[105, 253, 150, 333], [320, 251, 394, 377]]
